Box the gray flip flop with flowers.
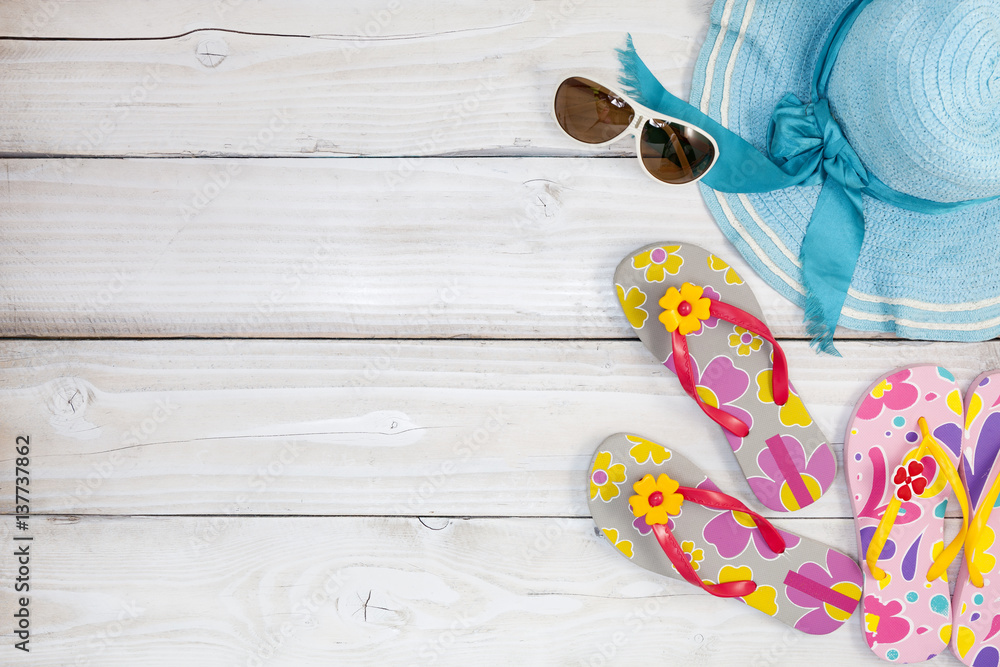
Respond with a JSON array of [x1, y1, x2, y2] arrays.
[[614, 242, 836, 512], [588, 433, 862, 633]]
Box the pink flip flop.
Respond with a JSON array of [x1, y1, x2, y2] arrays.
[[845, 365, 970, 663], [952, 370, 1000, 666]]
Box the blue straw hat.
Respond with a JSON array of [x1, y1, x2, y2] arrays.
[[621, 0, 1000, 352]]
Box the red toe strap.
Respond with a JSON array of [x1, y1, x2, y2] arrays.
[[671, 297, 789, 437], [672, 332, 751, 437], [679, 487, 786, 555], [651, 524, 756, 597], [647, 484, 786, 599], [709, 301, 788, 406]]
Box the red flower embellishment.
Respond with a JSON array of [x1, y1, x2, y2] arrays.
[[892, 460, 927, 502]]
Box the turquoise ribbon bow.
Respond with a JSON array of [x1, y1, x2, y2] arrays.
[[616, 0, 997, 354]]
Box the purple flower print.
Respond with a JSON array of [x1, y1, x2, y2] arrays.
[[632, 512, 673, 535], [702, 507, 800, 559], [786, 550, 863, 635], [747, 435, 836, 511], [661, 352, 753, 451], [856, 369, 919, 421], [965, 412, 1000, 506], [687, 285, 722, 335], [694, 355, 753, 451]]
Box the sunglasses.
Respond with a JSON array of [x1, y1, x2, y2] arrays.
[[553, 76, 718, 185]]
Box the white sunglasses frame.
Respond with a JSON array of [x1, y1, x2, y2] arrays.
[[552, 75, 720, 186]]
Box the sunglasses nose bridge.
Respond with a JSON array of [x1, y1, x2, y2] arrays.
[[632, 114, 646, 131]]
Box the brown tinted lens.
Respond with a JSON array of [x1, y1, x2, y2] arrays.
[[554, 76, 635, 144], [639, 119, 716, 184]]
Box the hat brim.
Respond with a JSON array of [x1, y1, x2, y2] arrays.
[[691, 0, 1000, 341]]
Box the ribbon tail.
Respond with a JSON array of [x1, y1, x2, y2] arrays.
[[800, 179, 865, 356], [617, 35, 799, 193], [616, 34, 660, 106]]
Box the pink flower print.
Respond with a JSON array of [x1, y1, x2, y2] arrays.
[[702, 507, 800, 560], [693, 355, 753, 451], [632, 512, 672, 536], [686, 285, 721, 335], [892, 460, 927, 502], [785, 550, 863, 635], [747, 435, 836, 511], [863, 595, 912, 646], [856, 369, 919, 421]]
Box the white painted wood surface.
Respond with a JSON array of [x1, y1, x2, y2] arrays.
[[1, 157, 862, 339], [0, 1, 984, 666]]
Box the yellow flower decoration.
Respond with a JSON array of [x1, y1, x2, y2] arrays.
[[756, 370, 812, 427], [616, 284, 649, 329], [590, 451, 627, 502], [712, 565, 776, 615], [707, 254, 744, 285], [601, 528, 634, 559], [629, 473, 684, 525], [728, 326, 763, 356], [659, 282, 711, 335], [632, 245, 683, 282], [680, 540, 704, 571], [626, 435, 672, 465]]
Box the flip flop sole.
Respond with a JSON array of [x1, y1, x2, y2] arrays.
[[953, 371, 1000, 666], [845, 365, 964, 663], [614, 242, 835, 511], [587, 432, 861, 634]]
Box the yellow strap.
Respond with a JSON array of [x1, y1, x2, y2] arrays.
[[866, 495, 901, 580], [865, 417, 970, 583], [966, 465, 1000, 588]]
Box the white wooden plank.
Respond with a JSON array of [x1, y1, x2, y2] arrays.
[[0, 515, 967, 666], [0, 156, 886, 340], [0, 1, 710, 156], [1, 338, 995, 518]]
